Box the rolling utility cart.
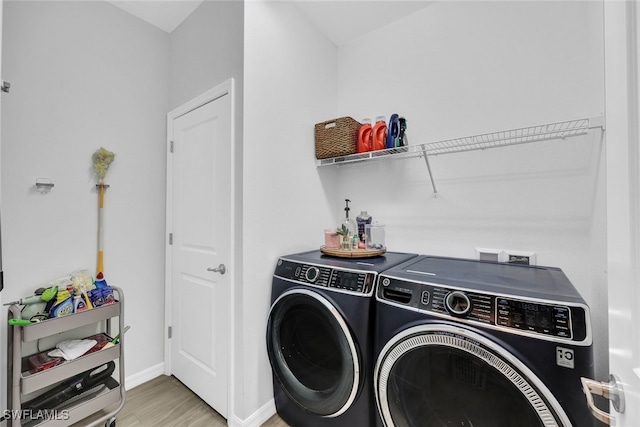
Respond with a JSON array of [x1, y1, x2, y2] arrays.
[[7, 287, 126, 427]]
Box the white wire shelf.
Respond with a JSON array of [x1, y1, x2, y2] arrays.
[[316, 116, 604, 167], [316, 116, 604, 196]]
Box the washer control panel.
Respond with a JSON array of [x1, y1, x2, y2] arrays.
[[495, 298, 572, 339], [378, 276, 588, 343], [275, 259, 375, 294]]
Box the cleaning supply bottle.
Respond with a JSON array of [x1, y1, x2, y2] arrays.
[[356, 211, 372, 244], [352, 234, 359, 250], [386, 114, 399, 149], [50, 290, 73, 318], [357, 119, 373, 153], [73, 294, 88, 313], [94, 272, 108, 289], [398, 117, 408, 147], [372, 116, 387, 151]]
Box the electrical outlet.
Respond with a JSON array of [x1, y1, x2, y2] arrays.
[[505, 250, 536, 265], [476, 248, 507, 262], [476, 248, 536, 265], [508, 254, 530, 265]]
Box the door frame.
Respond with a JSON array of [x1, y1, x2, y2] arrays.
[[603, 0, 640, 424], [164, 78, 237, 417]]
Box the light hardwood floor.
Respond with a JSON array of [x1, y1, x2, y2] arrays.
[[75, 375, 288, 427]]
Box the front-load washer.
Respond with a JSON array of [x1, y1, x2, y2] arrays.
[[266, 249, 418, 427], [374, 255, 598, 427]]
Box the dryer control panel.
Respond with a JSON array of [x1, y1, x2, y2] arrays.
[[377, 276, 589, 344], [275, 259, 375, 295]]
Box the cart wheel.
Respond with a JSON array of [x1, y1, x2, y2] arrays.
[[105, 417, 116, 427]]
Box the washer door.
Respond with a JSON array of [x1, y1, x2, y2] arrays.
[[266, 288, 360, 417], [375, 324, 572, 427]]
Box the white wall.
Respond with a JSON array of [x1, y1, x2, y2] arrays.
[[334, 1, 608, 377], [244, 0, 608, 421], [169, 1, 244, 112], [243, 0, 338, 421], [1, 0, 169, 391]]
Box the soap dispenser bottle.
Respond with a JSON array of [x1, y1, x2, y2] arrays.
[[340, 199, 357, 250]]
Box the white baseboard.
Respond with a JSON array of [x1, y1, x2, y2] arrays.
[[228, 398, 276, 427], [124, 362, 164, 390]]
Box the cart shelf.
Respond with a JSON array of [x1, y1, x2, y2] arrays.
[[20, 344, 120, 395], [20, 303, 120, 342]]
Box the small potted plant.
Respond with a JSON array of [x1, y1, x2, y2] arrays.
[[335, 224, 352, 250]]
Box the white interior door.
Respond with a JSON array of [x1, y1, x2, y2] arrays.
[[600, 1, 640, 426], [166, 83, 233, 418]]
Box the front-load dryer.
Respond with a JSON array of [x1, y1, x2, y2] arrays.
[[373, 255, 599, 427], [266, 250, 418, 427]]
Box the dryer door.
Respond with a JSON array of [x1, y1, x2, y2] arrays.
[[375, 324, 572, 427], [267, 288, 360, 417]]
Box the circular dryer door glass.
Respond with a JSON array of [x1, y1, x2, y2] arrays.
[[376, 326, 568, 427], [267, 289, 360, 417]]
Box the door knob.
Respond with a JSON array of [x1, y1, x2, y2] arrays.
[[207, 264, 226, 275]]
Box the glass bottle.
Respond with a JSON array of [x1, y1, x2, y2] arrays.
[[340, 199, 357, 250]]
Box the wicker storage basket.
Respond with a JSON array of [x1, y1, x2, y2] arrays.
[[315, 117, 361, 159]]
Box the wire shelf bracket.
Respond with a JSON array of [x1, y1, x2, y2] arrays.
[[316, 115, 605, 196]]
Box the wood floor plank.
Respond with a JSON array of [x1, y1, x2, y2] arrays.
[[66, 375, 288, 427]]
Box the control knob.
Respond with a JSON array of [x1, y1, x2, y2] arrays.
[[445, 291, 472, 316], [305, 266, 320, 283]]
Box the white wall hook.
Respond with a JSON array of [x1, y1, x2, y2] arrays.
[[35, 178, 54, 194]]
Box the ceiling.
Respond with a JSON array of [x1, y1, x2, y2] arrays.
[[292, 1, 434, 46], [107, 0, 205, 33], [108, 0, 434, 46]]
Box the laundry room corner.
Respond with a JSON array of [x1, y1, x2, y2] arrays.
[[331, 0, 609, 382], [249, 0, 610, 424]]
